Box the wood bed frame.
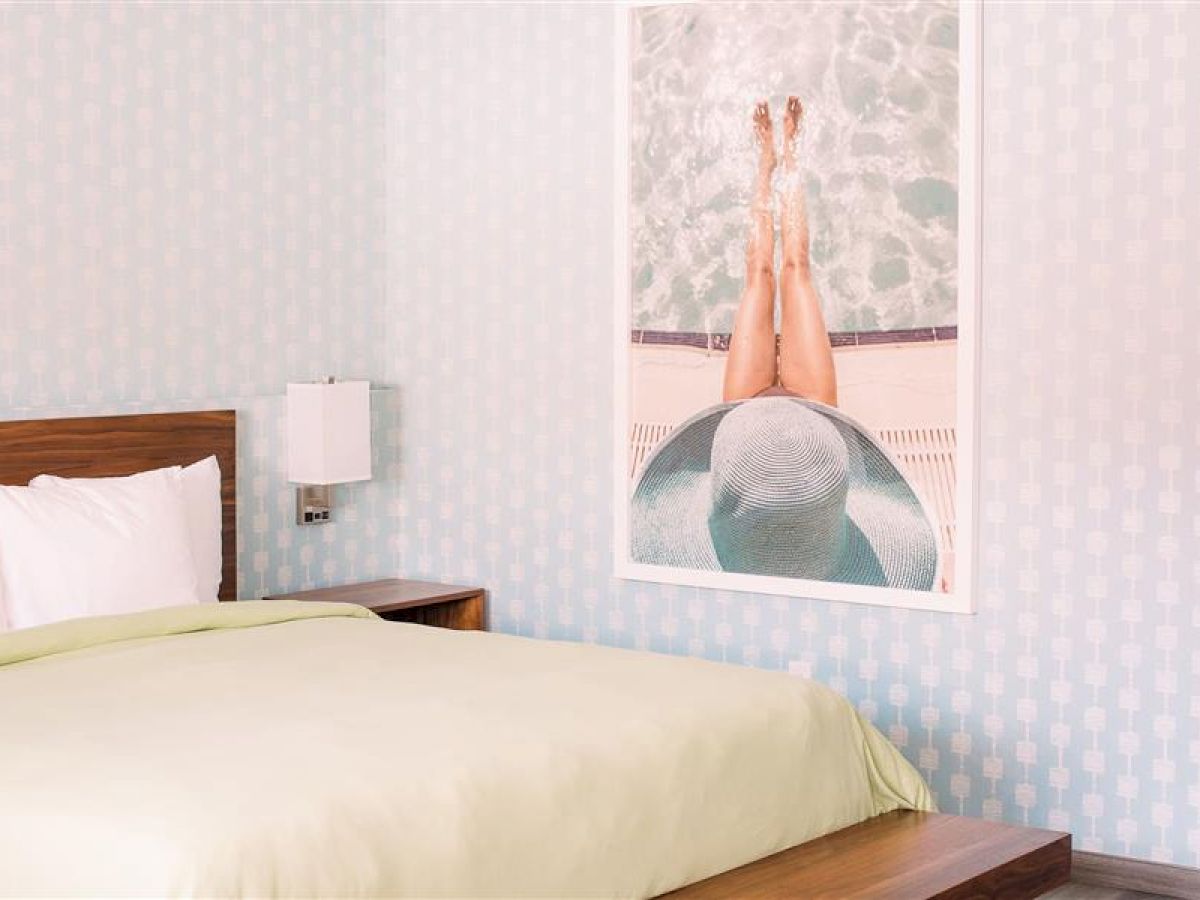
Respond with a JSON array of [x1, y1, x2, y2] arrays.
[[0, 410, 237, 601], [662, 809, 1070, 899]]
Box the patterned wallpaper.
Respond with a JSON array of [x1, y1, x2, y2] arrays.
[[388, 2, 1199, 866], [0, 1, 398, 599], [2, 0, 1197, 871]]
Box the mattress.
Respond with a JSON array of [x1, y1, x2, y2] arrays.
[[0, 601, 932, 897]]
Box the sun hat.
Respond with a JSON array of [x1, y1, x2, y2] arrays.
[[631, 396, 940, 590]]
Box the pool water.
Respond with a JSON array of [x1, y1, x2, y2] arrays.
[[629, 1, 959, 335]]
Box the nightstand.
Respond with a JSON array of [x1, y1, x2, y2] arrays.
[[263, 579, 486, 631]]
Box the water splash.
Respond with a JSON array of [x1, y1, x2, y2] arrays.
[[630, 1, 959, 334]]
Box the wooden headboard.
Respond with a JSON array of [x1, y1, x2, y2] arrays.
[[0, 410, 237, 601]]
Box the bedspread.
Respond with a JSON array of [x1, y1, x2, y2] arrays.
[[0, 601, 932, 897]]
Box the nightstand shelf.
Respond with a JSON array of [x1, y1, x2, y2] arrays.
[[263, 579, 486, 631]]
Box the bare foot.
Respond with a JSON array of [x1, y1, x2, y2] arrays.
[[753, 100, 776, 173], [782, 95, 803, 168]]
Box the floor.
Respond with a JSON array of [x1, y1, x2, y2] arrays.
[[1044, 884, 1174, 899]]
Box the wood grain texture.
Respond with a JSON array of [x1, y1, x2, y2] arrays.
[[1072, 850, 1200, 899], [263, 578, 487, 630], [0, 411, 237, 602], [662, 810, 1070, 899], [390, 594, 485, 630]]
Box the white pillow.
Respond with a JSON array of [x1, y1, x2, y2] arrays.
[[31, 456, 223, 602], [0, 467, 202, 629]]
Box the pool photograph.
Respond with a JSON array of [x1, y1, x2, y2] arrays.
[[614, 0, 980, 612]]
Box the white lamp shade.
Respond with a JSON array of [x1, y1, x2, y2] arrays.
[[286, 381, 372, 485]]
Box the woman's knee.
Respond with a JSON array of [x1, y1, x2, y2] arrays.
[[744, 261, 775, 287], [780, 256, 811, 280]]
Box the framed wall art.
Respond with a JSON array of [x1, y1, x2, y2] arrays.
[[614, 0, 981, 612]]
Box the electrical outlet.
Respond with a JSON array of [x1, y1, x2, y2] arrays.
[[296, 485, 333, 525]]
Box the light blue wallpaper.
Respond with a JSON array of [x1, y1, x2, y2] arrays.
[[0, 1, 398, 599], [2, 0, 1197, 871], [388, 2, 1200, 865]]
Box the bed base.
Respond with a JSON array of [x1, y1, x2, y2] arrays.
[[662, 810, 1070, 899]]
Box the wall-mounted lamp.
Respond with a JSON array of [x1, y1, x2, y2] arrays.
[[286, 378, 372, 525]]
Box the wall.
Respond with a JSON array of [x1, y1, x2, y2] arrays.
[[1, 0, 1195, 870], [388, 1, 1199, 865], [0, 1, 398, 599]]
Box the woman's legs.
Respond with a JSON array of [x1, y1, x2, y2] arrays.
[[722, 101, 779, 403], [778, 96, 838, 407]]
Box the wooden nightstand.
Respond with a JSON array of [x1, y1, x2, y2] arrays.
[[263, 579, 486, 631]]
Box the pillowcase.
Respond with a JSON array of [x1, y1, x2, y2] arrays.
[[0, 467, 202, 629], [31, 456, 223, 603]]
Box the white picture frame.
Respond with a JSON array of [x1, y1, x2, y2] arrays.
[[613, 0, 982, 614]]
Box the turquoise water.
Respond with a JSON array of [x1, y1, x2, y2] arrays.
[[629, 1, 959, 334]]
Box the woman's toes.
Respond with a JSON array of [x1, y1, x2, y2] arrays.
[[782, 96, 804, 162], [753, 101, 776, 167], [784, 97, 802, 138], [754, 101, 771, 132]]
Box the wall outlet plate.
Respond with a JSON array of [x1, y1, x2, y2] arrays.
[[296, 484, 333, 525]]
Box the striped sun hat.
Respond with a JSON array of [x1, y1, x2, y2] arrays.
[[631, 396, 940, 590]]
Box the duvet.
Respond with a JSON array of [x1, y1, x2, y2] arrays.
[[0, 601, 933, 897]]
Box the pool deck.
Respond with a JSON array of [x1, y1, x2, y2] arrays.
[[630, 338, 957, 432]]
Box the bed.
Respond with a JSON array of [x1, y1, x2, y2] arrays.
[[0, 412, 1066, 898]]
